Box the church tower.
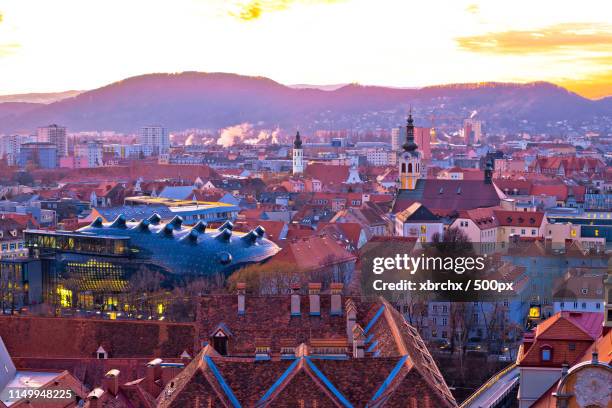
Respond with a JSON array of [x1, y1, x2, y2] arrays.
[[398, 111, 421, 190], [292, 131, 304, 175]]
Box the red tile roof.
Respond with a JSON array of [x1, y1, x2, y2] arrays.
[[517, 312, 603, 367], [271, 235, 356, 271], [493, 210, 545, 228], [304, 163, 350, 188], [0, 316, 197, 359]]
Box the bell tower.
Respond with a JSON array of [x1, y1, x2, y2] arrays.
[[292, 131, 304, 175], [398, 111, 421, 190]]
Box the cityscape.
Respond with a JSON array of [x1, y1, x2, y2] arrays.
[[0, 1, 611, 407]]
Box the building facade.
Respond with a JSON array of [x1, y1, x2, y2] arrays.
[[37, 124, 67, 157], [139, 126, 169, 156]]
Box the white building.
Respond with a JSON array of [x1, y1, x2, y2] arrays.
[[37, 124, 68, 157], [553, 270, 605, 314], [365, 148, 393, 166], [139, 126, 169, 156], [292, 131, 304, 175], [394, 202, 443, 242], [74, 140, 103, 168]]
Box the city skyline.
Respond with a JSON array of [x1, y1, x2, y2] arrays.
[[0, 0, 610, 98]]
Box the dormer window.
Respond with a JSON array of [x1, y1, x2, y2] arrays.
[[96, 346, 108, 359], [540, 346, 552, 362]]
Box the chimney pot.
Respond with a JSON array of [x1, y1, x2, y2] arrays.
[[104, 369, 120, 396], [291, 284, 301, 317], [308, 283, 321, 316], [145, 358, 163, 395], [87, 388, 104, 408], [330, 283, 343, 316], [237, 282, 246, 315]]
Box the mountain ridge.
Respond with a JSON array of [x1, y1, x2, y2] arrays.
[[0, 72, 608, 133]]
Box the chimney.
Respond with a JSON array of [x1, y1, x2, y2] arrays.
[[308, 283, 321, 316], [330, 283, 343, 316], [352, 324, 366, 358], [346, 299, 357, 343], [591, 350, 599, 364], [237, 282, 246, 315], [291, 283, 301, 317], [104, 369, 120, 396], [145, 358, 163, 395], [560, 363, 569, 378], [87, 388, 104, 408]]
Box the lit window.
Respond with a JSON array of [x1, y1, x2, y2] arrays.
[[541, 348, 552, 361]]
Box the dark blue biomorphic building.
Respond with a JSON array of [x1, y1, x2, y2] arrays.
[[23, 214, 279, 309]]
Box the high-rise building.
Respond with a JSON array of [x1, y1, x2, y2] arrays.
[[74, 140, 103, 168], [391, 127, 401, 152], [463, 119, 482, 144], [0, 134, 35, 166], [292, 131, 304, 175], [37, 124, 67, 157], [393, 126, 431, 160], [139, 126, 169, 156]]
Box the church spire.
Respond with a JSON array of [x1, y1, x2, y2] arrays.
[[293, 130, 304, 175], [402, 108, 418, 153], [294, 131, 302, 149]]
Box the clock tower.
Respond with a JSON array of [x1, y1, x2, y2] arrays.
[[398, 111, 421, 190]]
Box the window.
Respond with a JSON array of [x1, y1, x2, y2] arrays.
[[541, 347, 552, 361], [521, 229, 526, 235], [560, 302, 565, 309], [213, 336, 228, 356], [568, 343, 575, 351], [596, 303, 601, 309], [582, 303, 587, 309]]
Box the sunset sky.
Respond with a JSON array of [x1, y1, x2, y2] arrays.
[[0, 0, 610, 98]]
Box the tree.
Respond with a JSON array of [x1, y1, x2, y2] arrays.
[[227, 261, 301, 295]]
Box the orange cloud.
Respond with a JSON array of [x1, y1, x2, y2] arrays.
[[556, 70, 612, 100], [230, 0, 343, 21], [465, 4, 479, 15], [456, 23, 612, 54], [456, 23, 612, 99]]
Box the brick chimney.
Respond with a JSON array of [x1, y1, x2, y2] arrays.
[[145, 358, 163, 395], [330, 283, 343, 316], [345, 299, 357, 343], [308, 283, 321, 316], [237, 282, 246, 315], [291, 283, 301, 316], [103, 369, 120, 396]]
